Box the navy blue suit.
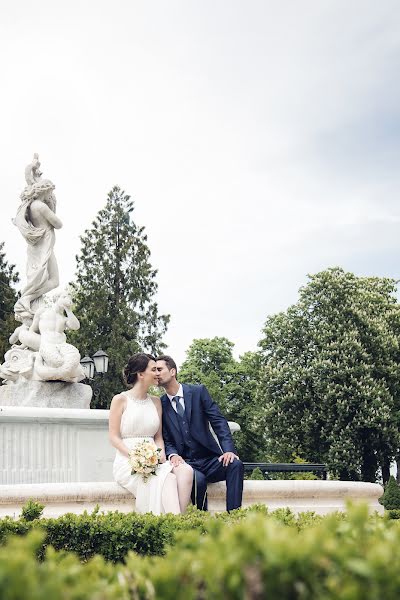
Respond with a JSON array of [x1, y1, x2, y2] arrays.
[[161, 383, 244, 511]]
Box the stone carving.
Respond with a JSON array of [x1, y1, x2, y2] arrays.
[[0, 291, 85, 384], [0, 155, 86, 388], [13, 153, 62, 323]]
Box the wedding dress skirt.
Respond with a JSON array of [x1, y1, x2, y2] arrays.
[[113, 394, 173, 515]]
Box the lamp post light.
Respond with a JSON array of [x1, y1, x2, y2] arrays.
[[80, 350, 109, 399]]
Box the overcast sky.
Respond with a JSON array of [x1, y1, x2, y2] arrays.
[[1, 1, 399, 366]]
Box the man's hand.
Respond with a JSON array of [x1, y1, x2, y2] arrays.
[[169, 455, 185, 467], [218, 452, 239, 467]]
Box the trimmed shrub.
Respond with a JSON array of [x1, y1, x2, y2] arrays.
[[21, 500, 44, 521], [379, 475, 400, 510], [1, 505, 400, 598], [248, 467, 265, 480], [0, 505, 321, 562]]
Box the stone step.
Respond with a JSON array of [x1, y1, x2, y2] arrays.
[[0, 480, 384, 518]]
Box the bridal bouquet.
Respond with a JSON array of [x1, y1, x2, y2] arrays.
[[128, 441, 162, 482]]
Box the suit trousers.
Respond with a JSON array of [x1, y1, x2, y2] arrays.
[[185, 455, 244, 511]]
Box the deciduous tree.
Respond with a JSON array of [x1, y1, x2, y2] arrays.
[[258, 267, 400, 482], [179, 337, 266, 460]]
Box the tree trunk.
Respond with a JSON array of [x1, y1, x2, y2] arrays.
[[381, 458, 390, 485], [396, 457, 400, 484], [361, 444, 378, 483]]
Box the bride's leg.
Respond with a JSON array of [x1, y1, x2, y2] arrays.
[[161, 473, 180, 514], [173, 463, 194, 513]]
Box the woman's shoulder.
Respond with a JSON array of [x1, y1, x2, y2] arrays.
[[150, 395, 162, 407], [110, 392, 128, 407]]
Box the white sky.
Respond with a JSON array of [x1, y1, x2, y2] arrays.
[[1, 1, 399, 366]]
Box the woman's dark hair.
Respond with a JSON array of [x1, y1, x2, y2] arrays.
[[123, 353, 155, 387]]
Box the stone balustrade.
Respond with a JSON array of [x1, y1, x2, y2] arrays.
[[0, 479, 384, 518]]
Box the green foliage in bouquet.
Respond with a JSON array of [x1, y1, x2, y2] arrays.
[[379, 475, 400, 510]]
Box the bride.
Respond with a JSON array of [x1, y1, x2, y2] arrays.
[[109, 353, 193, 514]]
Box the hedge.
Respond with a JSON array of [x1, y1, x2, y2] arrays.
[[0, 504, 320, 562], [1, 504, 400, 599]]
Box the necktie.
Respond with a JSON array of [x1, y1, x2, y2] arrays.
[[173, 396, 185, 418]]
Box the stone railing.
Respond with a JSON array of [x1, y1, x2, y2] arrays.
[[0, 480, 384, 518]]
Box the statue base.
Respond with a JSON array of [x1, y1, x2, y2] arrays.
[[0, 380, 92, 409]]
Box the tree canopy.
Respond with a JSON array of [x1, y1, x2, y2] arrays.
[[258, 267, 400, 482], [70, 187, 169, 407], [179, 337, 266, 460]]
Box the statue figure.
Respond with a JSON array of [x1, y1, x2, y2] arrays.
[[0, 291, 85, 384], [27, 291, 85, 383], [0, 155, 87, 389], [13, 154, 62, 322]]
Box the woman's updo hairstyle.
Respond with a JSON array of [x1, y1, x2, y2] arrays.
[[123, 353, 155, 387]]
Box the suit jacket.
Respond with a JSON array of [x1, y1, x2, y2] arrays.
[[161, 383, 237, 459]]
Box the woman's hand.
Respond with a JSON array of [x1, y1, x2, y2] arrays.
[[159, 449, 167, 464]]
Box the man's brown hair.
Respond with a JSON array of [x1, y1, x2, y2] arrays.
[[156, 355, 178, 377]]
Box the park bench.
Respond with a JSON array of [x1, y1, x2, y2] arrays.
[[244, 462, 328, 480]]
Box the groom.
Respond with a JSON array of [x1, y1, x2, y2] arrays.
[[156, 355, 244, 511]]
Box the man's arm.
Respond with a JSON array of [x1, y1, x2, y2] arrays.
[[199, 385, 237, 454], [162, 419, 179, 459]]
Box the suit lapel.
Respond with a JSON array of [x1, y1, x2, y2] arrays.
[[182, 383, 192, 424], [161, 394, 181, 435]]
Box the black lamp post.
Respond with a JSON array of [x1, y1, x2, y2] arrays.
[[80, 350, 109, 398]]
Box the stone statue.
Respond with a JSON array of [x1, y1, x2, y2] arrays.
[[0, 155, 88, 394], [29, 291, 84, 382], [13, 154, 62, 323], [0, 291, 85, 383]]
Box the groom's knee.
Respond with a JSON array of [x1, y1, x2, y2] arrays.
[[194, 470, 207, 492], [227, 459, 244, 477]]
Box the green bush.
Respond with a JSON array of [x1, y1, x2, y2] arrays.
[[21, 499, 44, 521], [0, 505, 321, 563], [248, 467, 265, 480], [379, 476, 400, 510], [1, 505, 400, 598]]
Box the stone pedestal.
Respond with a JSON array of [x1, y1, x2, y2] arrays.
[[0, 406, 112, 484], [0, 381, 92, 409], [0, 480, 385, 518], [0, 405, 239, 485]]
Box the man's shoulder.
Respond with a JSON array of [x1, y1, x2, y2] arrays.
[[182, 382, 203, 392]]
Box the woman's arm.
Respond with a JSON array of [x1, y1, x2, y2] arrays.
[[109, 394, 130, 457], [152, 397, 166, 463]]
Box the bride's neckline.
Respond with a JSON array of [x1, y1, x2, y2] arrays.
[[124, 392, 150, 404]]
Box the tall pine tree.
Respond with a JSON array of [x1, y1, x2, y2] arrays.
[[70, 187, 169, 407], [0, 242, 19, 361]]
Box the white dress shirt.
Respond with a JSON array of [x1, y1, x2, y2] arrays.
[[167, 383, 185, 412], [166, 383, 185, 460]]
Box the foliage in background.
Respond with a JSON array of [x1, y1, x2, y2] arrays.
[[258, 267, 400, 482], [20, 500, 44, 522], [0, 242, 19, 361], [3, 505, 400, 598], [379, 475, 400, 510], [70, 187, 169, 407], [179, 337, 266, 460]]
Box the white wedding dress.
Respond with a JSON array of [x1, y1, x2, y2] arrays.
[[113, 393, 173, 514]]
